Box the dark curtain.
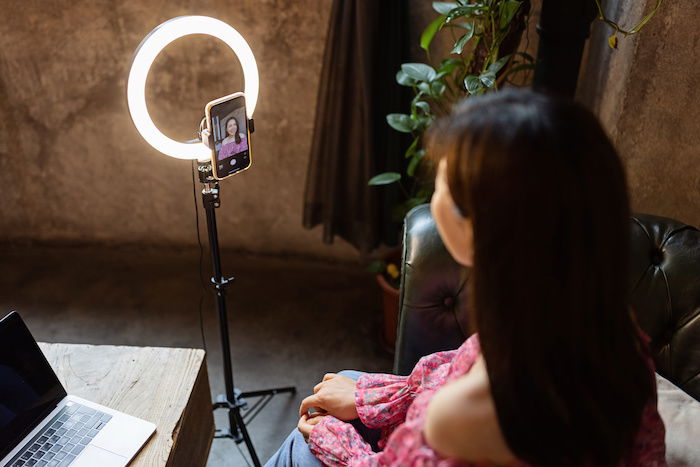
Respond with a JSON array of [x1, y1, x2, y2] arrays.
[[533, 0, 597, 97], [302, 0, 408, 253]]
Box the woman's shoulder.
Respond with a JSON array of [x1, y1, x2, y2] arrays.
[[425, 356, 517, 464]]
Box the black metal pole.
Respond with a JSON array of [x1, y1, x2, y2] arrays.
[[196, 159, 295, 467], [203, 192, 236, 399], [200, 174, 262, 467]]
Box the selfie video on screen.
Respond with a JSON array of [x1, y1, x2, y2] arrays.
[[211, 105, 248, 161]]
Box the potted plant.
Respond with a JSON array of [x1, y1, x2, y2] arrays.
[[367, 0, 663, 351], [368, 0, 533, 351], [369, 0, 534, 220]]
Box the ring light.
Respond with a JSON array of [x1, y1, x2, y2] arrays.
[[127, 16, 259, 160]]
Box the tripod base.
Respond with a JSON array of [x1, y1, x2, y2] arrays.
[[213, 386, 297, 440], [213, 386, 296, 466]]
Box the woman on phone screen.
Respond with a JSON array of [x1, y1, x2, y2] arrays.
[[218, 116, 247, 160], [265, 89, 666, 466]]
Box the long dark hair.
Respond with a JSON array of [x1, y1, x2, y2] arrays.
[[429, 89, 654, 466], [225, 117, 241, 144]]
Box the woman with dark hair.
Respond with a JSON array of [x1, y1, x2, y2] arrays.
[[266, 89, 665, 466], [218, 116, 247, 160]]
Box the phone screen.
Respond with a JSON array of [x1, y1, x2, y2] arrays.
[[209, 95, 251, 179]]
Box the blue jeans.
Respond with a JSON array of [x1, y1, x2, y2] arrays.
[[264, 370, 381, 467]]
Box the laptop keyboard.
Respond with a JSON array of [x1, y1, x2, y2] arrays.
[[9, 402, 112, 467]]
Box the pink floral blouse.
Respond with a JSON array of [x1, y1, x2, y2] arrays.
[[218, 135, 248, 160], [308, 334, 666, 466]]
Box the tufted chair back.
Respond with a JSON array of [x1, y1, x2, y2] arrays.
[[394, 205, 700, 402]]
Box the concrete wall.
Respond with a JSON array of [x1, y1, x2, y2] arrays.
[[578, 0, 700, 227], [0, 0, 364, 259], [2, 1, 697, 260]]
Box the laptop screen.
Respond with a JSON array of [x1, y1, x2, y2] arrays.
[[0, 312, 66, 460]]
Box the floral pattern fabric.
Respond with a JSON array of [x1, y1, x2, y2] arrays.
[[218, 135, 248, 160], [307, 334, 666, 466]]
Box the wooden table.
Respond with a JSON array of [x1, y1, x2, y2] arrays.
[[38, 343, 215, 467]]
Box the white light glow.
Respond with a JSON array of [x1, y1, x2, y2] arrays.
[[127, 16, 259, 160]]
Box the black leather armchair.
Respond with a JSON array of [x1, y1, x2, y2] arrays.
[[394, 205, 700, 402]]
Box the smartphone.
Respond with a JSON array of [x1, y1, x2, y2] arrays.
[[205, 92, 252, 180]]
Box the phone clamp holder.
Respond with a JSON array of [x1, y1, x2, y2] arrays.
[[196, 162, 296, 466]]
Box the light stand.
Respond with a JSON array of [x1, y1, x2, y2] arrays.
[[197, 161, 296, 467], [127, 16, 296, 466]]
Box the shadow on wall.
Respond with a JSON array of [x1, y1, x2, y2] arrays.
[[577, 0, 700, 227], [0, 1, 363, 260]]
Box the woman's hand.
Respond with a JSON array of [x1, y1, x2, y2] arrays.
[[299, 373, 359, 421], [298, 413, 326, 442]]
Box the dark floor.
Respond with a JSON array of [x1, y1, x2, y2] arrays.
[[0, 244, 393, 466]]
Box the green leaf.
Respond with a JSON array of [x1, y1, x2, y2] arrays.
[[368, 172, 401, 186], [418, 82, 431, 95], [444, 20, 475, 31], [446, 5, 484, 22], [412, 90, 427, 104], [401, 63, 437, 82], [396, 70, 417, 86], [464, 75, 483, 94], [421, 15, 446, 51], [404, 137, 419, 159], [386, 114, 416, 133], [479, 71, 496, 88], [430, 81, 446, 97], [438, 58, 463, 74], [433, 1, 460, 15], [411, 91, 425, 105], [413, 114, 433, 133], [487, 54, 511, 74], [608, 34, 618, 49], [407, 151, 426, 177], [499, 0, 521, 29], [414, 101, 431, 115], [451, 27, 474, 54]]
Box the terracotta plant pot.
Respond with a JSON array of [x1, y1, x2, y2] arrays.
[[375, 273, 400, 353], [375, 250, 401, 353]]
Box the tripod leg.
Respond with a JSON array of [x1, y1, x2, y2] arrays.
[[232, 405, 261, 467], [241, 386, 296, 398]]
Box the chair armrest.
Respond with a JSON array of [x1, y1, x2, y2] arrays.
[[393, 204, 471, 375]]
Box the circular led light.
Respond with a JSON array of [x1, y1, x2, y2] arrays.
[[127, 16, 259, 160]]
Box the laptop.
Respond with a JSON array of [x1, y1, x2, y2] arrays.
[[0, 311, 156, 467]]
